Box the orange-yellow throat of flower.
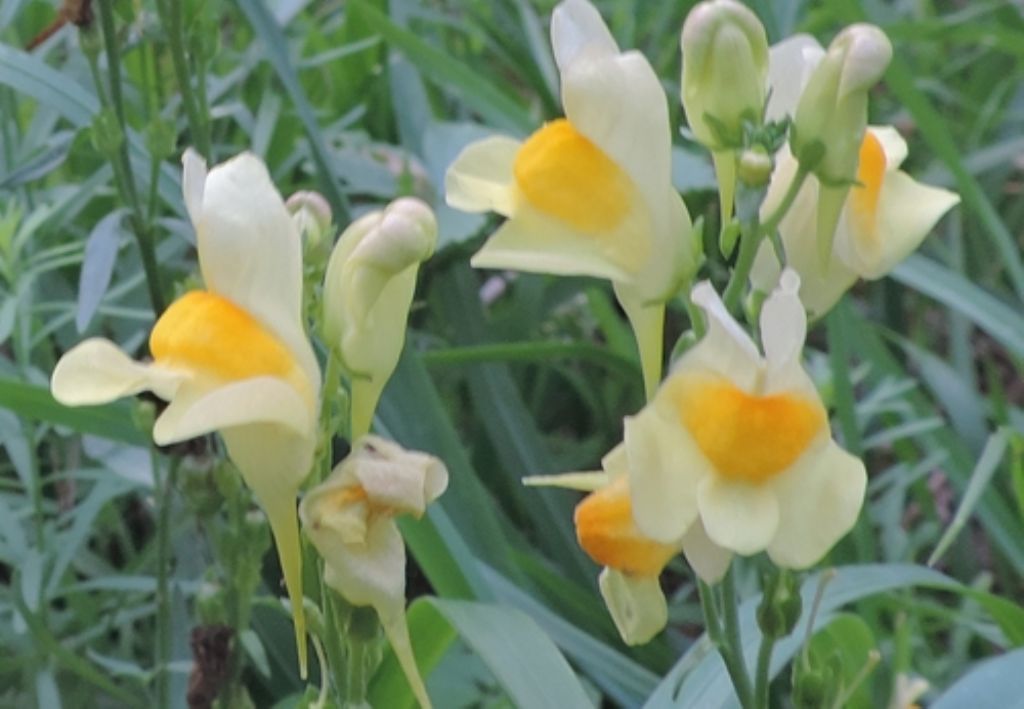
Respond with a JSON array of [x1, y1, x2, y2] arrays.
[[673, 374, 826, 485], [514, 119, 632, 233], [150, 291, 310, 400], [575, 476, 678, 577], [850, 130, 886, 239]]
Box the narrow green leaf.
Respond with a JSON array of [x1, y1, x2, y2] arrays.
[[235, 0, 351, 222], [927, 428, 1009, 567], [931, 647, 1024, 709], [892, 255, 1024, 359], [351, 0, 534, 134], [0, 377, 144, 446], [427, 598, 593, 708]]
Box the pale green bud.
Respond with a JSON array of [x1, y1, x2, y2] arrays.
[[791, 23, 892, 181], [323, 198, 437, 439], [681, 0, 768, 149], [286, 190, 333, 253], [790, 23, 891, 259]]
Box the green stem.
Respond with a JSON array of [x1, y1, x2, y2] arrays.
[[721, 167, 809, 315], [154, 456, 179, 709], [155, 0, 210, 156], [699, 578, 753, 708], [721, 569, 754, 707], [752, 630, 775, 709], [93, 5, 166, 314], [322, 587, 350, 698]]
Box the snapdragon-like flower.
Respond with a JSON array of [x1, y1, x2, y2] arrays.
[[788, 25, 892, 257], [445, 0, 696, 395], [530, 446, 677, 645], [323, 198, 437, 439], [752, 127, 960, 317], [625, 270, 866, 578], [752, 36, 959, 318], [51, 150, 320, 675], [300, 436, 448, 709], [681, 0, 768, 219]]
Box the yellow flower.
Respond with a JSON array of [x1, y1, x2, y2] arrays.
[[299, 436, 448, 709], [445, 0, 697, 396], [529, 444, 727, 643], [680, 0, 768, 219], [624, 270, 866, 578], [50, 149, 319, 676], [752, 38, 960, 318], [323, 198, 437, 439], [787, 24, 892, 256]]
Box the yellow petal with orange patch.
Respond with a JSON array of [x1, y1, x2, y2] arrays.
[[150, 291, 310, 401], [574, 476, 678, 576], [514, 119, 632, 233], [849, 130, 886, 242], [672, 373, 826, 485]]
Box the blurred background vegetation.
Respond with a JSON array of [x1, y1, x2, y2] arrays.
[[2, 0, 1024, 706]]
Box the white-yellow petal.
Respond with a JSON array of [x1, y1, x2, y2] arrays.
[[151, 376, 313, 446], [51, 338, 182, 405], [444, 136, 520, 216], [765, 440, 866, 568], [550, 0, 619, 70], [187, 151, 319, 392], [523, 471, 610, 492], [765, 34, 824, 121], [624, 406, 705, 544], [870, 124, 908, 169], [697, 476, 780, 555], [347, 436, 449, 516], [839, 170, 960, 279], [469, 202, 637, 282], [679, 280, 761, 391], [759, 268, 805, 368], [598, 567, 667, 646], [681, 520, 733, 584]]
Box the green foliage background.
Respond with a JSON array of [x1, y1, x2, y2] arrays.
[[1, 0, 1024, 706]]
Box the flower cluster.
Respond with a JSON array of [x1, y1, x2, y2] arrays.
[[445, 0, 959, 647], [51, 150, 442, 699]]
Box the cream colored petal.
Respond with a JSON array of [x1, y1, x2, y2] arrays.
[[614, 288, 664, 400], [192, 152, 320, 391], [766, 440, 866, 568], [151, 377, 313, 446], [750, 241, 782, 295], [469, 202, 635, 282], [869, 125, 908, 170], [697, 476, 779, 556], [560, 50, 671, 214], [523, 471, 609, 492], [550, 0, 619, 72], [840, 170, 960, 279], [759, 268, 806, 368], [379, 600, 432, 709], [51, 338, 183, 405], [321, 518, 406, 618], [181, 148, 206, 227], [766, 34, 824, 121], [624, 406, 705, 544], [444, 136, 520, 217], [766, 171, 859, 319], [598, 567, 667, 646], [347, 435, 449, 516], [677, 280, 762, 391], [681, 519, 733, 584]]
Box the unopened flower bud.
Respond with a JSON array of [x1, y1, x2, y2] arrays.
[[286, 190, 333, 253], [790, 24, 892, 258], [681, 0, 768, 149], [323, 199, 437, 438], [737, 146, 773, 187]]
